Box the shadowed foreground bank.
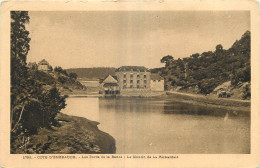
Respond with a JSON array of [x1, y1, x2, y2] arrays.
[[11, 113, 116, 154]]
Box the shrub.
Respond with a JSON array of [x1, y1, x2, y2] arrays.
[[33, 70, 55, 85], [232, 65, 250, 85], [242, 83, 251, 99], [58, 76, 67, 84], [69, 72, 78, 80], [54, 66, 68, 76], [198, 79, 220, 94]]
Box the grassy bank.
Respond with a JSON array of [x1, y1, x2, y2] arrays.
[[11, 113, 116, 154], [165, 91, 250, 112]]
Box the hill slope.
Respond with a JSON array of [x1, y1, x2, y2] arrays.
[[159, 30, 250, 99], [29, 68, 86, 95]]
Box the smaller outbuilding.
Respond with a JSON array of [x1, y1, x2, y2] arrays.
[[38, 59, 51, 71], [99, 75, 120, 95], [150, 73, 164, 91]]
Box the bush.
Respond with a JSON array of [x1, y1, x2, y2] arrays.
[[33, 70, 55, 85], [69, 72, 78, 80], [11, 85, 66, 136], [232, 65, 250, 85], [58, 76, 67, 84], [198, 79, 220, 94], [54, 66, 68, 76], [242, 83, 251, 99]]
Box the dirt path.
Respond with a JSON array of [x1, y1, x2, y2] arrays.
[[167, 91, 250, 102], [165, 91, 250, 112]]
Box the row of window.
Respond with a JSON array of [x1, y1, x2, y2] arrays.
[[123, 85, 147, 89], [123, 80, 147, 84], [124, 74, 147, 78]]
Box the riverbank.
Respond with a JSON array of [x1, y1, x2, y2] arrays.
[[63, 90, 166, 98], [165, 91, 250, 112], [11, 113, 116, 154]]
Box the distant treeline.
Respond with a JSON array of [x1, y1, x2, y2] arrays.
[[66, 67, 165, 80], [159, 30, 250, 97], [66, 67, 116, 79]]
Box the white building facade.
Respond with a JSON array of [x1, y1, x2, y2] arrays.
[[150, 73, 164, 91]]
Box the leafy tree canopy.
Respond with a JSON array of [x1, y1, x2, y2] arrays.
[[160, 55, 174, 67]]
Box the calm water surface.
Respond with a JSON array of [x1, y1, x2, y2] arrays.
[[61, 97, 250, 154]]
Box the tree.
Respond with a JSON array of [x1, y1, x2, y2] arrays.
[[40, 87, 66, 126], [11, 11, 66, 140], [215, 44, 223, 53], [58, 76, 67, 84], [69, 72, 78, 80], [160, 55, 174, 67], [49, 65, 53, 71], [190, 53, 200, 59], [11, 11, 31, 134], [54, 66, 68, 76]]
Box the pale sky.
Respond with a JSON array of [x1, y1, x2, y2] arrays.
[[27, 11, 250, 69]]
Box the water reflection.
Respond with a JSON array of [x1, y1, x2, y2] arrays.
[[99, 97, 249, 117], [99, 97, 165, 113], [62, 97, 250, 154]]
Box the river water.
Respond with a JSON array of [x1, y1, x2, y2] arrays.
[[61, 97, 250, 154]]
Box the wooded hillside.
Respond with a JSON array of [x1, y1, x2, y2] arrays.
[[159, 31, 250, 98]]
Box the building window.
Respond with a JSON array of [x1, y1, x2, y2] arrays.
[[137, 85, 140, 88], [144, 80, 147, 84], [124, 74, 126, 78], [158, 80, 160, 82], [123, 80, 126, 83], [137, 80, 140, 84], [153, 80, 156, 82], [123, 85, 126, 89], [130, 74, 133, 78], [130, 80, 133, 83], [137, 74, 140, 78], [130, 85, 133, 88], [144, 75, 146, 78], [144, 85, 146, 88]]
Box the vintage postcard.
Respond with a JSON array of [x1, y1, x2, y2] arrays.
[[0, 0, 259, 167]]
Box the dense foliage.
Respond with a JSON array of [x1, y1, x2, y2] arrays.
[[11, 11, 66, 151], [30, 65, 83, 88], [54, 66, 68, 76], [52, 67, 85, 90], [159, 31, 251, 95]]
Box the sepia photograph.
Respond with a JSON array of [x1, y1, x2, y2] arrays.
[[10, 10, 251, 154], [1, 1, 259, 167]]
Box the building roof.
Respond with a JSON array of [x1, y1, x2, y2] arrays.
[[38, 59, 49, 65], [151, 73, 164, 80], [100, 75, 118, 84], [115, 66, 150, 72]]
